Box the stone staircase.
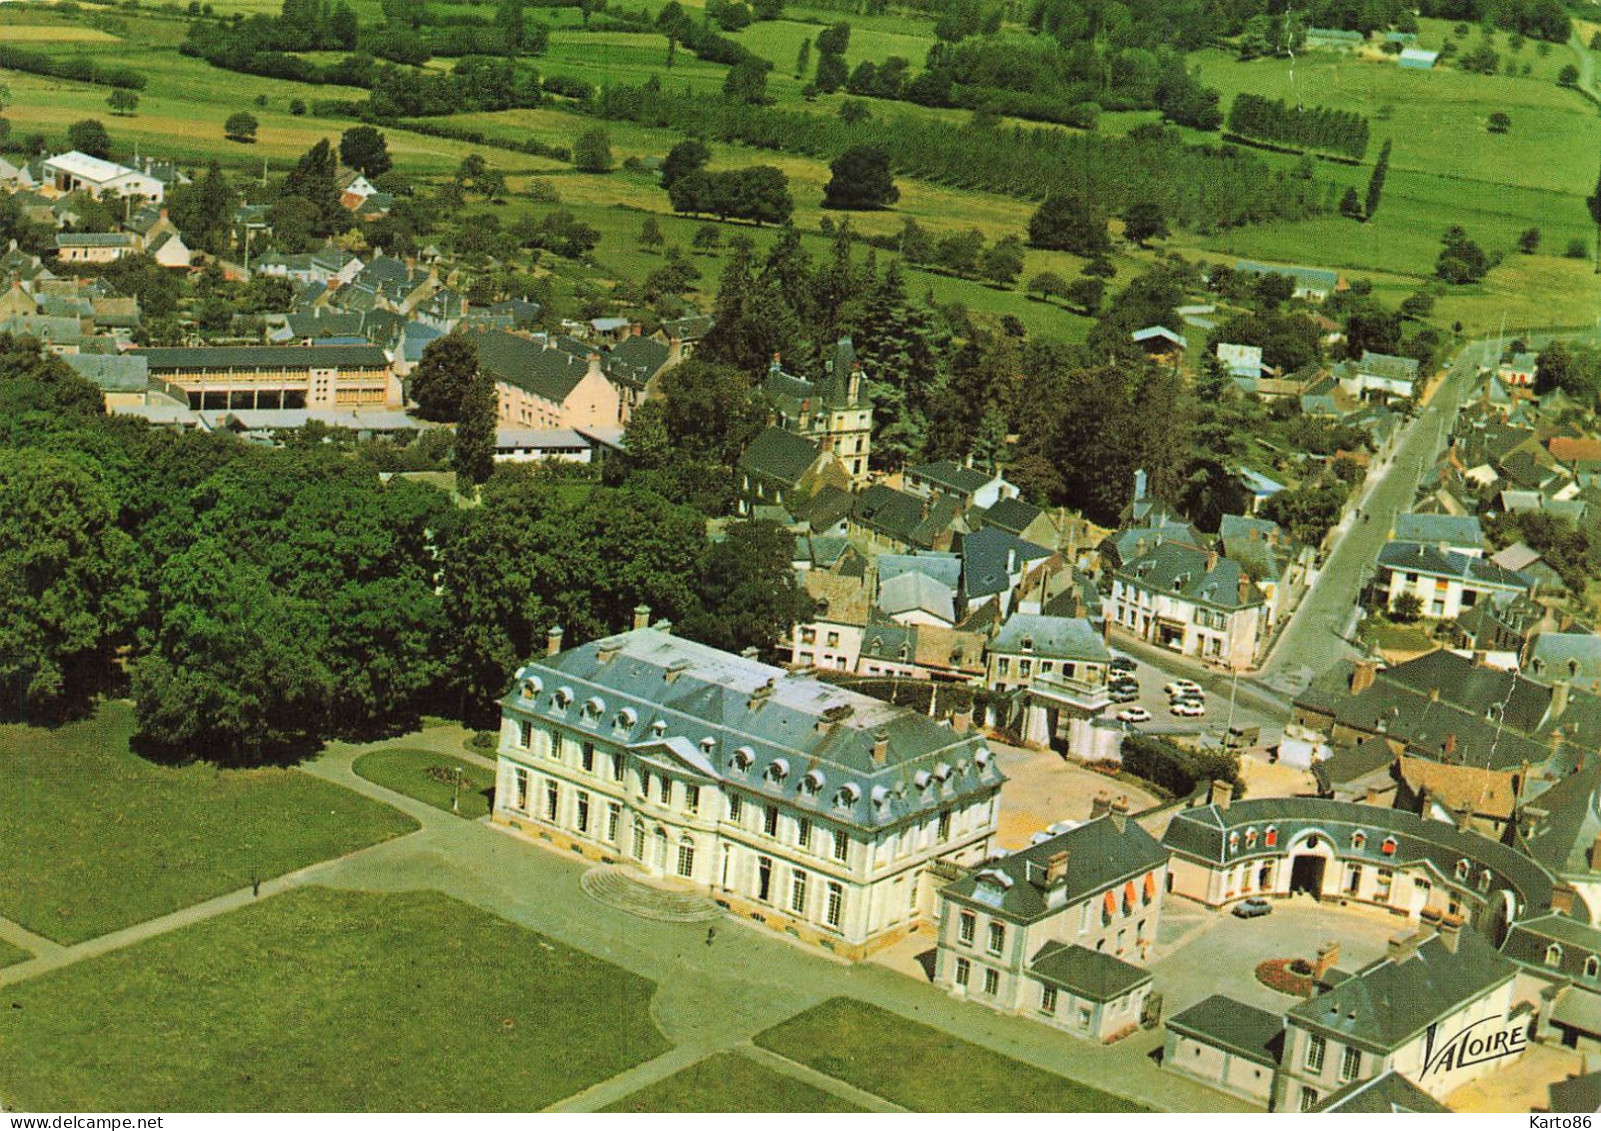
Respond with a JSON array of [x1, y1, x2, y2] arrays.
[[580, 867, 721, 922]]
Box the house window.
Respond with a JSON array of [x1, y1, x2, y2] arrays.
[[757, 855, 773, 902], [518, 720, 532, 748], [512, 767, 530, 811], [1304, 1033, 1326, 1073], [677, 837, 696, 879], [998, 658, 1010, 676], [605, 801, 621, 844], [1381, 836, 1397, 856], [1040, 985, 1058, 1014], [825, 882, 843, 928], [1585, 956, 1599, 980], [611, 752, 625, 782], [632, 819, 645, 860], [638, 770, 651, 798], [938, 809, 952, 840], [729, 794, 743, 823], [987, 922, 1005, 956], [1245, 829, 1257, 849], [1455, 859, 1470, 881], [765, 805, 779, 837], [1339, 1046, 1361, 1083], [1299, 1088, 1320, 1113], [1547, 944, 1564, 968], [833, 829, 849, 862], [1350, 831, 1366, 851], [685, 785, 700, 816], [575, 791, 590, 834], [580, 741, 594, 773], [982, 968, 1000, 995], [1019, 659, 1032, 677], [801, 628, 816, 644], [799, 817, 812, 850], [790, 869, 808, 915], [959, 911, 976, 945], [1376, 869, 1394, 901], [544, 780, 559, 822], [1080, 902, 1092, 934], [954, 957, 971, 987], [658, 776, 672, 805], [1264, 826, 1277, 847], [826, 631, 840, 647]]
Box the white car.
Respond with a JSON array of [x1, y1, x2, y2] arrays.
[[1171, 700, 1206, 717], [1164, 680, 1202, 698], [1116, 707, 1152, 724]]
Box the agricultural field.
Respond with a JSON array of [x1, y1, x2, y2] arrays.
[[0, 704, 418, 944], [0, 887, 671, 1110]]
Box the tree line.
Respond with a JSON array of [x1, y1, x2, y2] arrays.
[[0, 45, 146, 91], [1226, 94, 1370, 160]]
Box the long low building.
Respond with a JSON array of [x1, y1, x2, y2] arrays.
[[132, 344, 400, 410]]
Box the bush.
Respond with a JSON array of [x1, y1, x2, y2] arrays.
[[1120, 734, 1241, 798]]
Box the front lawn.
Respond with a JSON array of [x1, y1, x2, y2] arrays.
[[352, 747, 497, 818], [0, 887, 671, 1111], [1360, 616, 1438, 655], [0, 705, 418, 944], [754, 998, 1148, 1112], [602, 1052, 865, 1112]]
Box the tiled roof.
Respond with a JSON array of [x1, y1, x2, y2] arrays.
[[1316, 1072, 1449, 1113], [1378, 541, 1532, 590], [1397, 755, 1516, 818], [908, 459, 991, 496], [802, 569, 869, 628], [464, 329, 595, 404], [1028, 942, 1151, 1002]]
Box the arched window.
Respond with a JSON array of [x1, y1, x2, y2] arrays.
[[975, 748, 992, 769], [613, 707, 637, 731], [835, 783, 861, 809], [520, 677, 542, 699], [631, 818, 646, 860], [767, 758, 790, 783], [1547, 944, 1564, 968], [1351, 831, 1367, 851], [583, 696, 605, 721], [1228, 832, 1240, 853], [1245, 828, 1259, 849], [1585, 956, 1599, 980], [699, 736, 717, 758], [676, 835, 696, 879], [1455, 859, 1470, 881], [1264, 826, 1278, 848], [731, 746, 755, 772], [801, 768, 826, 794], [1381, 836, 1398, 856], [552, 687, 573, 710], [1477, 869, 1492, 892]]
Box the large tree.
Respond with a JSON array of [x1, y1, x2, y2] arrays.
[[1364, 137, 1391, 219], [680, 521, 817, 653], [1027, 194, 1110, 255], [67, 118, 111, 159], [453, 365, 498, 488], [410, 334, 481, 422], [821, 145, 899, 210], [339, 125, 393, 178]]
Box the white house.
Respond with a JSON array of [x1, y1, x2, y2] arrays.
[[42, 151, 167, 202], [1377, 541, 1534, 619]]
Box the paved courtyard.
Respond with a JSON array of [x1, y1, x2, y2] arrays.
[[990, 739, 1160, 850]]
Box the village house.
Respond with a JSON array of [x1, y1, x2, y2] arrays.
[[463, 329, 632, 434], [763, 338, 873, 483], [1110, 541, 1268, 669], [41, 151, 169, 202], [1377, 541, 1534, 619]]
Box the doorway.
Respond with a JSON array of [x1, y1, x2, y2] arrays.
[[1289, 855, 1326, 899]]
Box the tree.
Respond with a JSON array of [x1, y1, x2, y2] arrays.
[[166, 160, 233, 255], [224, 112, 259, 143], [935, 228, 985, 277], [1436, 226, 1491, 284], [822, 145, 898, 210], [1589, 148, 1601, 274], [67, 118, 112, 159], [1391, 592, 1423, 623], [638, 215, 665, 250], [723, 60, 770, 104], [1253, 272, 1295, 310], [661, 138, 710, 192], [680, 521, 816, 653], [1559, 63, 1580, 88], [411, 334, 481, 422], [107, 89, 139, 116], [454, 366, 497, 488], [1064, 276, 1104, 314], [330, 1, 359, 47], [978, 235, 1024, 287], [339, 125, 392, 178], [1027, 194, 1110, 255], [1364, 138, 1391, 219], [1487, 111, 1511, 133], [1028, 270, 1068, 302], [839, 98, 870, 124], [794, 37, 811, 78], [281, 138, 345, 236], [1519, 226, 1542, 254], [691, 223, 722, 253], [1339, 186, 1364, 219], [572, 127, 614, 173], [1121, 200, 1168, 247], [814, 51, 848, 93], [815, 22, 850, 54]]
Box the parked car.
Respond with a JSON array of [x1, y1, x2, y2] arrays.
[[1232, 898, 1272, 919], [1110, 686, 1140, 704], [1164, 679, 1202, 698], [1110, 656, 1137, 675], [1171, 700, 1205, 717], [1116, 707, 1152, 723]]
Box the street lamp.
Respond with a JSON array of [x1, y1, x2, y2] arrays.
[[452, 765, 464, 814]]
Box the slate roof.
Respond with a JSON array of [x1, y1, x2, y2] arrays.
[[1393, 512, 1485, 550], [908, 459, 992, 497], [507, 627, 1001, 833], [603, 334, 669, 384], [876, 552, 963, 591], [1528, 633, 1601, 687], [660, 314, 713, 340], [989, 614, 1109, 663], [1117, 541, 1265, 610], [1501, 911, 1601, 978], [1284, 930, 1514, 1054], [852, 485, 929, 543], [942, 813, 1167, 924], [1548, 1072, 1601, 1114], [877, 570, 956, 624], [135, 345, 389, 371], [1314, 736, 1396, 790], [1378, 541, 1533, 590], [1357, 351, 1420, 382], [1316, 1072, 1449, 1113], [1165, 995, 1284, 1066], [1163, 797, 1556, 915], [1517, 759, 1601, 878], [63, 352, 148, 391], [1028, 942, 1151, 1002], [56, 233, 134, 248], [464, 329, 596, 404], [1235, 260, 1339, 291], [741, 426, 825, 488], [959, 527, 1052, 600], [982, 496, 1044, 536], [793, 483, 854, 533]]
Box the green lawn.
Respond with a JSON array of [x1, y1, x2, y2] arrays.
[[0, 705, 418, 945], [754, 997, 1148, 1112], [0, 887, 671, 1111], [352, 747, 497, 818], [603, 1052, 866, 1112], [0, 938, 31, 968], [1361, 617, 1438, 654]]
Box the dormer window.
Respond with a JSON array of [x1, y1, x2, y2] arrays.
[[1021, 635, 1034, 652], [1585, 956, 1599, 980], [1381, 836, 1398, 856], [1228, 832, 1240, 853], [1264, 826, 1278, 848], [1547, 944, 1564, 968], [1477, 869, 1492, 892], [583, 696, 605, 720], [731, 747, 755, 772], [975, 748, 992, 769], [614, 708, 637, 731], [767, 758, 790, 783], [1245, 829, 1258, 849], [835, 783, 861, 809], [520, 677, 542, 699], [914, 770, 932, 791], [1351, 831, 1367, 851], [699, 736, 717, 758], [552, 687, 573, 711], [651, 719, 668, 738], [1487, 704, 1502, 723], [801, 768, 825, 794], [1455, 859, 1470, 881]]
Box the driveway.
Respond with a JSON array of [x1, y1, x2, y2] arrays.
[[1150, 898, 1407, 1015]]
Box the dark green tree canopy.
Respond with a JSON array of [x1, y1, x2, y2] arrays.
[[821, 145, 899, 210]]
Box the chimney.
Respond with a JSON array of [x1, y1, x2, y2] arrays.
[[1386, 930, 1422, 964], [1314, 941, 1341, 978], [585, 352, 603, 381], [1552, 679, 1571, 721], [1551, 885, 1577, 915], [1006, 548, 1017, 574], [1206, 550, 1219, 571], [1428, 686, 1440, 702], [1090, 791, 1113, 820], [633, 604, 652, 631], [747, 676, 774, 709], [1045, 850, 1070, 887], [770, 352, 782, 373], [546, 625, 564, 656], [871, 731, 889, 766], [1238, 571, 1252, 605], [1438, 914, 1463, 954], [741, 646, 760, 661], [632, 322, 642, 336], [1443, 733, 1458, 758], [1209, 779, 1233, 810], [1472, 649, 1487, 666], [1352, 659, 1378, 695], [1133, 468, 1148, 502], [1109, 794, 1130, 833], [652, 619, 673, 636]]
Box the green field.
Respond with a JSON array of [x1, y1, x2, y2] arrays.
[[0, 887, 670, 1110], [0, 705, 418, 944], [0, 939, 31, 968], [754, 997, 1149, 1112], [352, 747, 498, 818], [603, 1052, 867, 1112]]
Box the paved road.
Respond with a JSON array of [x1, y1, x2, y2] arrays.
[[1254, 340, 1494, 695]]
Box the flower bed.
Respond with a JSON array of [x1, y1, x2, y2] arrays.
[[1255, 957, 1316, 997]]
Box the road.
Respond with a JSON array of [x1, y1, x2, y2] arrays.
[[1253, 339, 1495, 695]]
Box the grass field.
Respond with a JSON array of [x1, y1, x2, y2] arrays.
[[602, 1052, 866, 1112], [0, 705, 418, 944], [352, 747, 497, 818], [0, 939, 30, 968], [0, 887, 671, 1111], [754, 997, 1149, 1112]]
